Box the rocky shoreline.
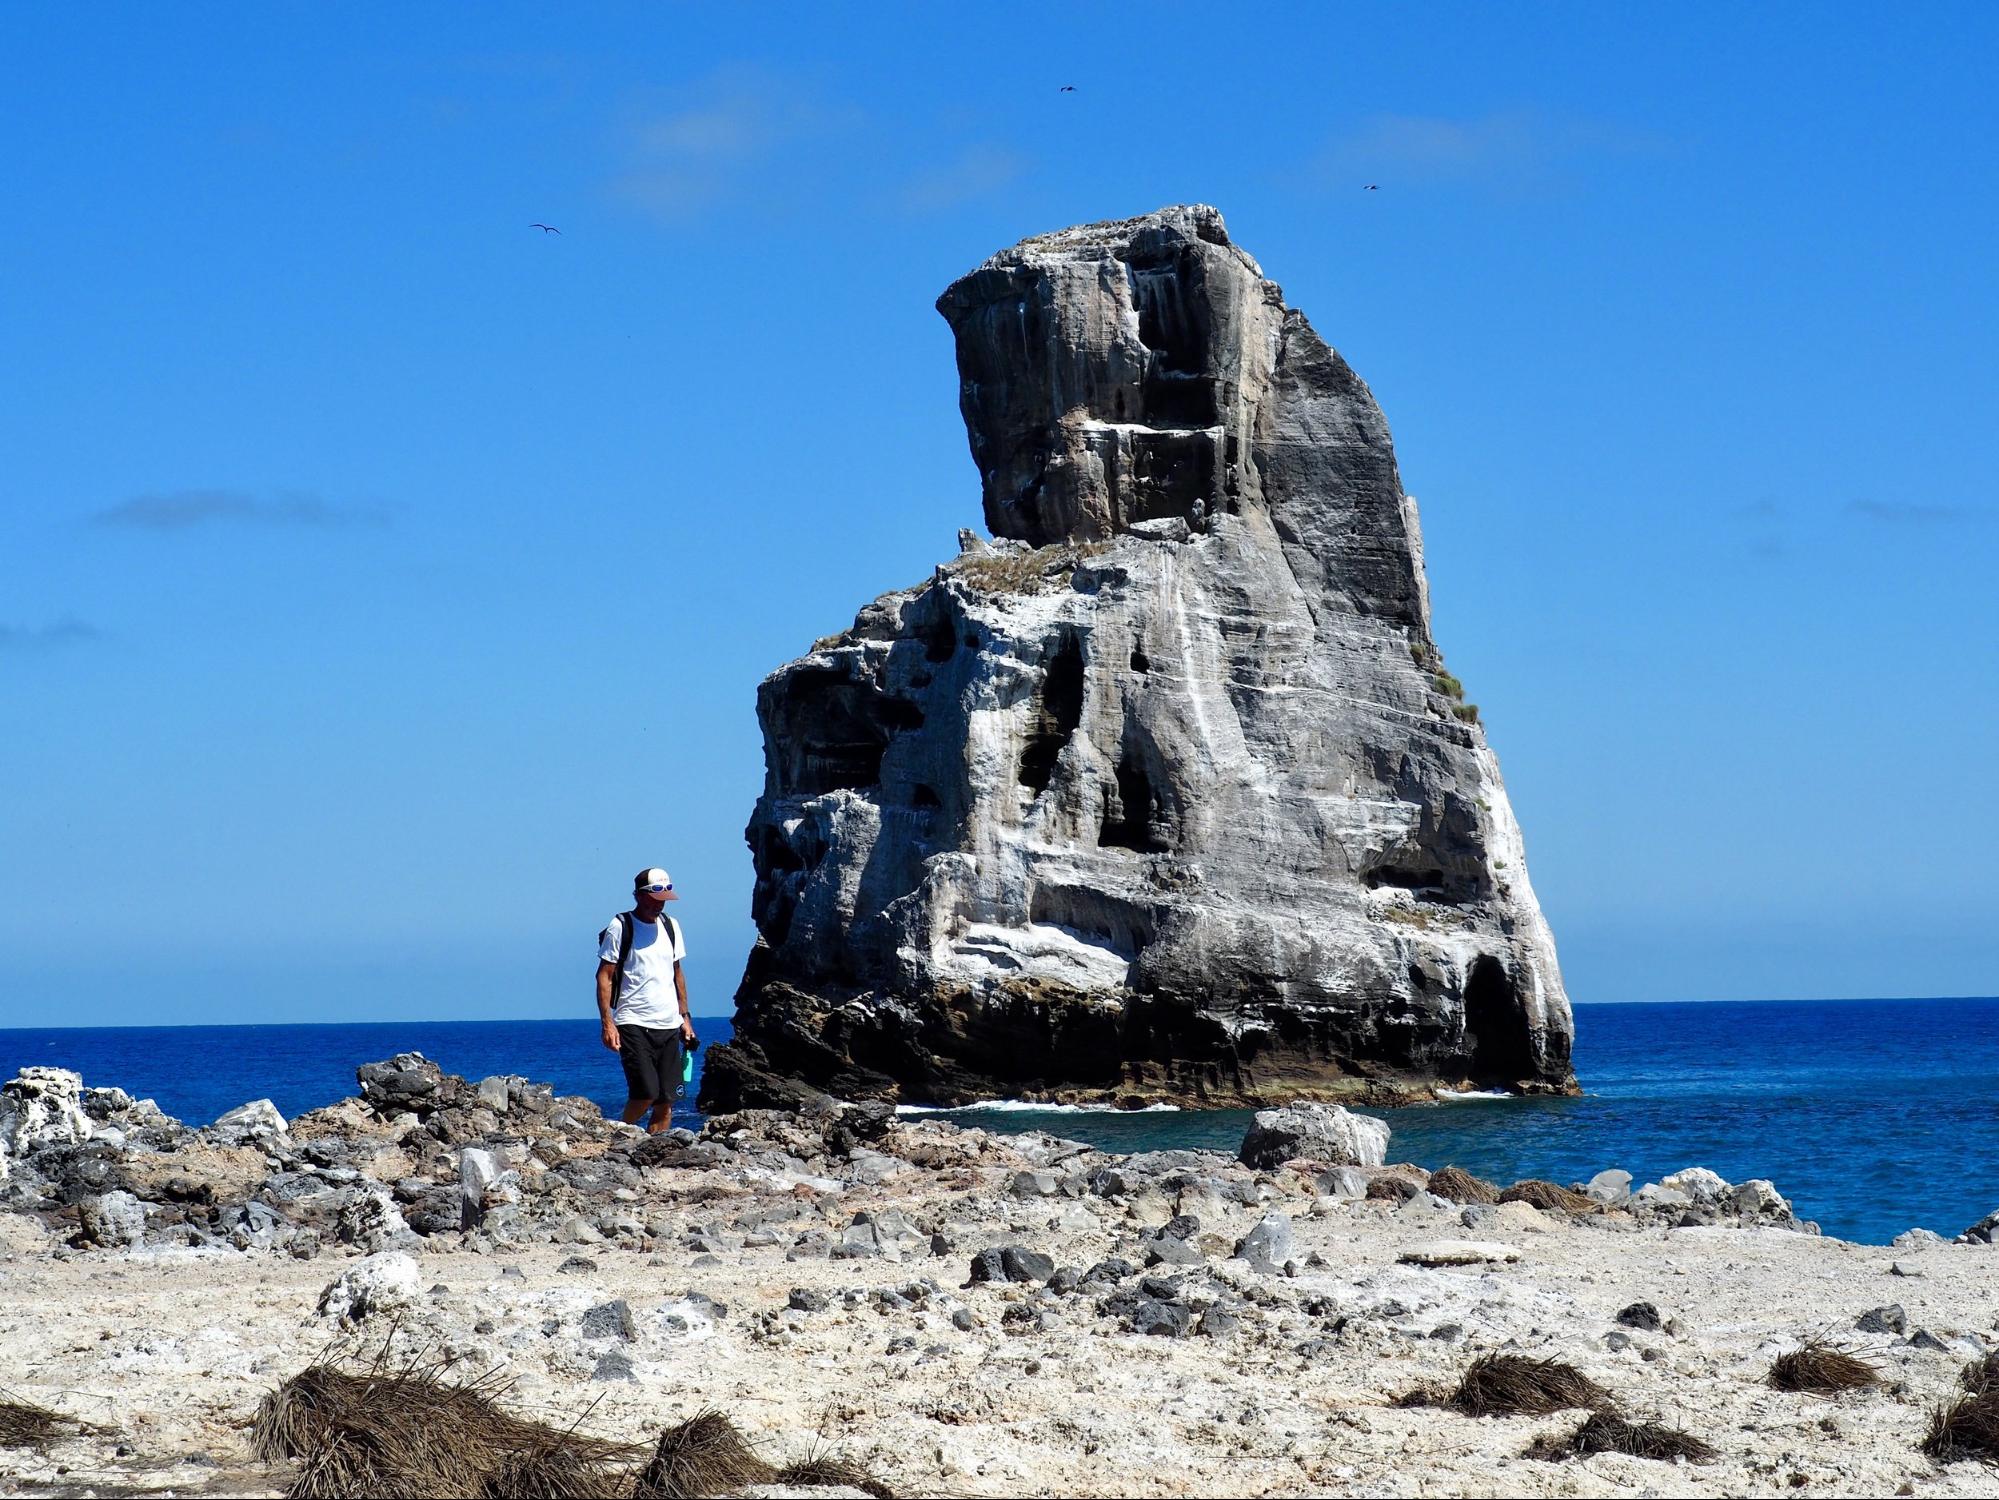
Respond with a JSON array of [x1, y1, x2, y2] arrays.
[[4, 1058, 1998, 1496]]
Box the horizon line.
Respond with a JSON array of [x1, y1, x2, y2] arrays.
[[3, 993, 1996, 1034]]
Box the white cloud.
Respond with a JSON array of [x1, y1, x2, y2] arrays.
[[610, 68, 849, 222], [900, 146, 1029, 213]]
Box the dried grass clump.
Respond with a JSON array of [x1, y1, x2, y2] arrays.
[[1925, 1363, 1999, 1466], [1769, 1339, 1882, 1394], [0, 1395, 67, 1449], [1526, 1412, 1716, 1465], [253, 1357, 638, 1499], [633, 1409, 776, 1498], [953, 542, 1107, 596], [1961, 1351, 1999, 1396], [1403, 1354, 1612, 1418], [1426, 1166, 1500, 1205], [776, 1450, 898, 1499], [1498, 1179, 1600, 1214]]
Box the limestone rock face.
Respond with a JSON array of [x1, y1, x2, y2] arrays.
[[705, 205, 1574, 1111]]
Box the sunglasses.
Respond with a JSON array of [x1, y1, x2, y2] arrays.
[[640, 882, 673, 894]]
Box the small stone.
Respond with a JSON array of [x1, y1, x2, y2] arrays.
[[949, 1307, 977, 1331], [788, 1288, 829, 1312], [1907, 1329, 1952, 1353], [1856, 1304, 1907, 1336], [592, 1350, 638, 1382], [1605, 1330, 1632, 1352], [967, 1248, 1008, 1284], [580, 1300, 635, 1341], [1000, 1246, 1055, 1284], [1129, 1299, 1192, 1337], [1197, 1307, 1241, 1338], [499, 1265, 526, 1281], [556, 1256, 599, 1275], [1142, 1232, 1204, 1268], [1615, 1301, 1664, 1331]]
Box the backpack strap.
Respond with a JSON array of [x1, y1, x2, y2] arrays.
[[611, 909, 639, 1010]]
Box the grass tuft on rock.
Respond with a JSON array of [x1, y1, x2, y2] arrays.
[[1497, 1179, 1600, 1214], [0, 1395, 67, 1449], [1768, 1339, 1882, 1394], [1425, 1165, 1500, 1205], [632, 1409, 777, 1498], [1925, 1360, 1999, 1465], [1402, 1353, 1613, 1418], [775, 1449, 899, 1499], [1960, 1351, 1999, 1396], [253, 1356, 640, 1499], [1526, 1412, 1717, 1465]]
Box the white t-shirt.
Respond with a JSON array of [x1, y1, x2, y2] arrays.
[[598, 912, 688, 1029]]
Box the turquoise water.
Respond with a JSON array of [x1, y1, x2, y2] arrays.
[[5, 997, 1994, 1245]]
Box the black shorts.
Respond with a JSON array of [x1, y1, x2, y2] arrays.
[[617, 1024, 684, 1103]]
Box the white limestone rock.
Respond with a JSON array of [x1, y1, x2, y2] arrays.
[[317, 1251, 421, 1323], [1239, 1103, 1390, 1170], [710, 205, 1573, 1112]]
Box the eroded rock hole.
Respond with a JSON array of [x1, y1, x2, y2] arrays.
[[1363, 866, 1446, 894], [880, 697, 925, 733], [1018, 634, 1085, 797], [779, 671, 891, 796], [1464, 956, 1534, 1085], [1130, 645, 1150, 673], [1100, 751, 1166, 852], [922, 611, 957, 663], [911, 784, 941, 809]]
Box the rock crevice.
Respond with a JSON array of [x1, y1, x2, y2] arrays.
[[707, 205, 1575, 1111]]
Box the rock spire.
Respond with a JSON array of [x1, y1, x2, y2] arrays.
[[703, 205, 1574, 1110]]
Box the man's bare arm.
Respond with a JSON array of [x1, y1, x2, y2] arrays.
[[597, 961, 620, 1051], [674, 962, 694, 1041]]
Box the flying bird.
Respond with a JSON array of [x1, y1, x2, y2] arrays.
[[1059, 85, 1076, 92], [1363, 185, 1378, 191], [530, 223, 561, 233]]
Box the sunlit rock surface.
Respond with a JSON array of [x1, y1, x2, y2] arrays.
[[704, 205, 1574, 1111]]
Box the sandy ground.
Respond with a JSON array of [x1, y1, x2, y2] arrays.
[[4, 1161, 1998, 1500]]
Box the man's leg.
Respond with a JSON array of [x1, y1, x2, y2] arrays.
[[616, 1024, 663, 1129]]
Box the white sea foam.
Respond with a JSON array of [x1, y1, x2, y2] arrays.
[[895, 1099, 1181, 1116], [1436, 1088, 1515, 1101]]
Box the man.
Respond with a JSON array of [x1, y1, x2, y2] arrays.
[[596, 867, 696, 1133]]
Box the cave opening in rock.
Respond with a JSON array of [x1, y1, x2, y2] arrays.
[[1018, 634, 1085, 796], [1099, 750, 1167, 852], [1464, 956, 1534, 1084], [911, 784, 941, 809], [1130, 645, 1150, 673], [780, 671, 891, 796], [922, 610, 957, 663]]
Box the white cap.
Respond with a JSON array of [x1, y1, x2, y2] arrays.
[[633, 867, 679, 900]]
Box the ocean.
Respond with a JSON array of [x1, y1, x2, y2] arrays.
[[4, 997, 1993, 1247]]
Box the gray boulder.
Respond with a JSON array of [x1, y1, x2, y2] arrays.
[[1234, 1212, 1294, 1272], [1239, 1104, 1389, 1171], [703, 204, 1574, 1112], [1584, 1169, 1632, 1206], [76, 1190, 145, 1248]]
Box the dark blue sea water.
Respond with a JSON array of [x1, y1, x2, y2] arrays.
[[4, 998, 1994, 1246]]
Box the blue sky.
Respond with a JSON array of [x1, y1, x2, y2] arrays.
[[3, 4, 1995, 1029]]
